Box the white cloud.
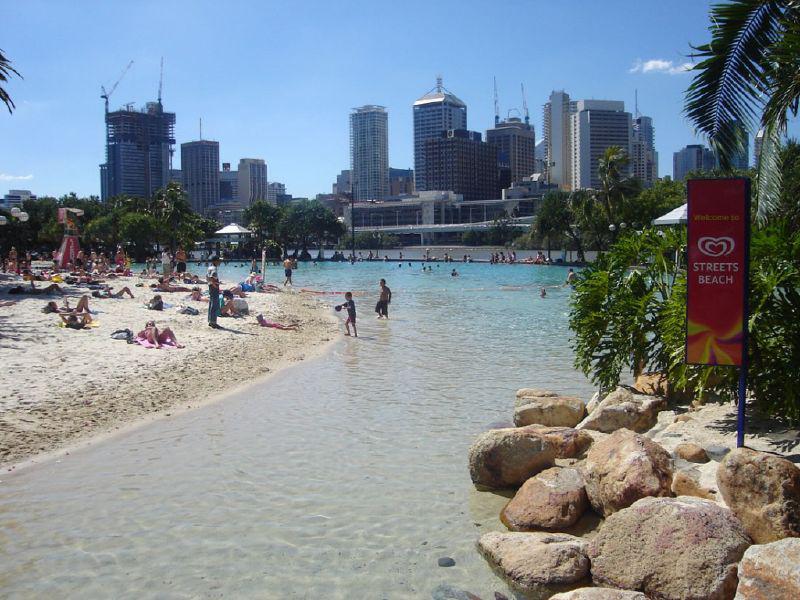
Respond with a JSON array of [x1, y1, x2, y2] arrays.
[[0, 174, 34, 181], [629, 59, 693, 75]]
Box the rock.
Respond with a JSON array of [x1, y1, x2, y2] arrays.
[[589, 496, 751, 600], [674, 413, 694, 423], [581, 429, 673, 516], [550, 589, 649, 599], [672, 468, 717, 501], [514, 388, 558, 409], [514, 396, 586, 427], [501, 467, 588, 531], [527, 426, 594, 459], [633, 371, 669, 396], [675, 442, 710, 463], [716, 447, 800, 544], [477, 531, 589, 594], [735, 538, 800, 599], [431, 583, 482, 600], [585, 391, 601, 414], [468, 426, 556, 489], [437, 556, 456, 567], [577, 387, 667, 434], [706, 445, 732, 461]]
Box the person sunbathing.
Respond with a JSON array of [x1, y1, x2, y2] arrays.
[[43, 295, 91, 314], [186, 287, 208, 302], [220, 293, 249, 317], [256, 313, 299, 330], [59, 312, 92, 329], [154, 277, 191, 293], [92, 285, 134, 299], [8, 280, 64, 295], [136, 320, 184, 348]]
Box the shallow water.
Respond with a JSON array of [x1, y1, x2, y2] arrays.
[[0, 262, 595, 599]]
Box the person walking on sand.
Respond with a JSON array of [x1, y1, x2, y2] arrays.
[[207, 256, 221, 328], [375, 278, 392, 319], [283, 257, 294, 286], [161, 248, 172, 277], [337, 292, 357, 337]]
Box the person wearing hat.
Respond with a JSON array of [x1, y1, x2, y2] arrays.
[[207, 256, 221, 328]]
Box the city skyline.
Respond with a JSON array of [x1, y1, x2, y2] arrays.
[[3, 0, 791, 200]]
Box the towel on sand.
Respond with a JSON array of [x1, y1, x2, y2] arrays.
[[134, 336, 177, 349]]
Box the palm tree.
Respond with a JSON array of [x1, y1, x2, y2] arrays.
[[685, 0, 800, 221], [0, 48, 22, 114], [596, 146, 640, 230]]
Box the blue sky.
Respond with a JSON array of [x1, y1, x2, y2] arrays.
[[2, 0, 728, 199]]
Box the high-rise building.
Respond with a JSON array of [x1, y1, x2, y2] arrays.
[[181, 140, 220, 214], [753, 129, 764, 168], [238, 158, 268, 205], [729, 120, 750, 171], [631, 115, 658, 188], [673, 144, 717, 181], [543, 90, 577, 189], [219, 162, 239, 204], [389, 168, 415, 196], [570, 100, 632, 190], [486, 117, 536, 185], [421, 129, 499, 201], [413, 78, 467, 191], [267, 182, 286, 204], [100, 101, 176, 201], [350, 105, 389, 201], [332, 169, 351, 195]]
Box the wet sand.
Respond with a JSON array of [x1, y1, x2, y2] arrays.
[[0, 275, 337, 469]]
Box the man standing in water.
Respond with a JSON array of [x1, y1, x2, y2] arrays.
[[375, 278, 392, 319], [207, 256, 221, 329], [283, 257, 294, 286]]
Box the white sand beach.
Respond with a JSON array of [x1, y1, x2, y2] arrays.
[[0, 275, 338, 468]]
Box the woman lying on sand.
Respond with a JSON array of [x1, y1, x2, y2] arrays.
[[43, 295, 92, 314], [136, 320, 184, 348], [256, 313, 300, 330], [59, 313, 93, 329], [92, 285, 135, 299], [186, 287, 208, 302], [154, 277, 191, 293], [8, 281, 64, 295]]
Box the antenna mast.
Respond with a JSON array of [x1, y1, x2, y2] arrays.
[[199, 117, 202, 140], [493, 76, 500, 126], [521, 83, 529, 126]]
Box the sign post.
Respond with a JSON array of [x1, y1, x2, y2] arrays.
[[686, 178, 750, 447]]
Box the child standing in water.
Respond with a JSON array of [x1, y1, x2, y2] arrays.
[[337, 292, 357, 337]]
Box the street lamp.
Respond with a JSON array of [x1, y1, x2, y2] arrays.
[[0, 210, 28, 225]]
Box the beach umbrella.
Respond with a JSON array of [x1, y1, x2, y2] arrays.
[[215, 223, 252, 235], [653, 203, 687, 226]]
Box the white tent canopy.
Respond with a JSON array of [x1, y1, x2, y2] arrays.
[[215, 223, 252, 235], [653, 203, 687, 226]]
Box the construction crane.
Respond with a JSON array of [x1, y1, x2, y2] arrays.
[[101, 60, 134, 114], [521, 83, 530, 126], [157, 57, 164, 107]]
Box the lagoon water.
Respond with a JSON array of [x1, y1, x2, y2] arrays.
[[0, 261, 595, 599]]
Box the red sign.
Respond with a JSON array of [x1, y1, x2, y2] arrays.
[[686, 178, 750, 366]]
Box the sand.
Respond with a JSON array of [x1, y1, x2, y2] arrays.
[[0, 274, 338, 469]]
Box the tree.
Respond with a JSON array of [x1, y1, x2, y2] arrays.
[[596, 146, 640, 229], [534, 192, 570, 259], [118, 213, 159, 261], [619, 178, 686, 228], [152, 182, 195, 251], [244, 200, 283, 247], [0, 48, 21, 114], [684, 0, 800, 221]]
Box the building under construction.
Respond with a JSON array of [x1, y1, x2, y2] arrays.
[[100, 101, 176, 201]]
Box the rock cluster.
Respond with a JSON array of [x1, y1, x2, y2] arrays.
[[469, 386, 800, 599]]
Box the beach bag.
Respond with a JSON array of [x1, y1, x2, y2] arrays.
[[110, 328, 134, 343], [178, 306, 199, 315]]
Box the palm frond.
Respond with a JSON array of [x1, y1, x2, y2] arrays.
[[753, 121, 783, 222], [0, 48, 22, 114], [685, 0, 784, 168]]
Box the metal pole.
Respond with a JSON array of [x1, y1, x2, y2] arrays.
[[351, 194, 355, 262], [737, 178, 752, 448]]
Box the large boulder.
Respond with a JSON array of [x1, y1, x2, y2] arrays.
[[501, 467, 588, 531], [577, 387, 667, 433], [589, 496, 751, 600], [551, 590, 648, 599], [514, 396, 586, 427], [515, 388, 558, 408], [735, 538, 800, 599], [675, 442, 710, 463], [525, 426, 594, 459], [581, 429, 673, 516], [717, 447, 800, 544], [468, 426, 556, 489], [478, 531, 589, 594]]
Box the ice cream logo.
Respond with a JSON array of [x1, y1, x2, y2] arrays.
[[697, 236, 735, 257]]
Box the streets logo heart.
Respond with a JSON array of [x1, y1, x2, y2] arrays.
[[697, 236, 735, 257]]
